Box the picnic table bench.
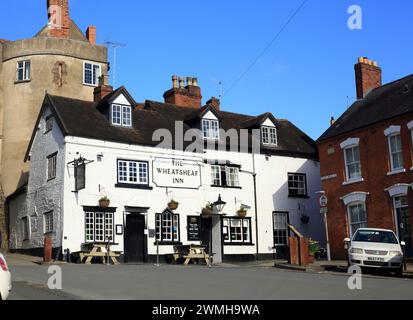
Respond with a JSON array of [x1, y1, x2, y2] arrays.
[[172, 245, 210, 265], [78, 243, 121, 265]]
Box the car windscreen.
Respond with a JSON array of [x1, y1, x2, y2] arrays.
[[353, 230, 398, 244]]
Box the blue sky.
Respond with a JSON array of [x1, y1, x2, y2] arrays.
[[1, 1, 412, 139]]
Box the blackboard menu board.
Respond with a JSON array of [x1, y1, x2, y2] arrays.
[[187, 216, 201, 241]]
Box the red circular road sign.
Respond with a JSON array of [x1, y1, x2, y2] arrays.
[[319, 195, 328, 208]]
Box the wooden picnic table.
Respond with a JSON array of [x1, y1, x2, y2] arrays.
[[79, 243, 121, 265], [172, 245, 210, 265]]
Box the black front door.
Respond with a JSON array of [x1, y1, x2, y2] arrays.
[[396, 206, 413, 257], [273, 211, 290, 260], [200, 217, 212, 253], [124, 214, 145, 263]]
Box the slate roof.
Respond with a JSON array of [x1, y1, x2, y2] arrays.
[[25, 92, 319, 161], [318, 74, 413, 142]]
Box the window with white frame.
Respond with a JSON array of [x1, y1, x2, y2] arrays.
[[47, 153, 57, 181], [210, 165, 240, 187], [261, 126, 277, 145], [202, 119, 220, 140], [112, 104, 132, 127], [226, 167, 240, 187], [22, 217, 30, 240], [44, 211, 53, 234], [211, 165, 221, 186], [344, 146, 362, 181], [388, 133, 404, 171], [348, 202, 368, 236], [17, 60, 31, 82], [117, 160, 148, 185], [155, 210, 180, 243], [288, 173, 307, 197], [273, 212, 289, 246], [83, 62, 101, 86], [223, 218, 251, 244], [84, 211, 114, 243]]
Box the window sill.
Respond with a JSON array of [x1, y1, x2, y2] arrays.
[[83, 83, 99, 88], [387, 168, 406, 176], [211, 185, 242, 189], [47, 177, 56, 182], [115, 183, 153, 190], [224, 243, 255, 246], [15, 80, 31, 84], [153, 242, 183, 246], [288, 195, 310, 199], [342, 178, 364, 186]]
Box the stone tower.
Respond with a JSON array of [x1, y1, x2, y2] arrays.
[[0, 1, 109, 251]]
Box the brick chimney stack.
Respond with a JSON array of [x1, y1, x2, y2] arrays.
[[94, 75, 113, 102], [206, 97, 221, 111], [86, 26, 97, 44], [164, 75, 203, 108], [355, 57, 382, 99], [47, 0, 70, 38]]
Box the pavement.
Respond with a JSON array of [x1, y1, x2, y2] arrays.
[[4, 253, 413, 300]]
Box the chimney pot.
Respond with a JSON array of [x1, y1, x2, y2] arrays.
[[186, 76, 193, 87], [172, 75, 178, 89], [179, 77, 185, 89], [192, 77, 198, 87]]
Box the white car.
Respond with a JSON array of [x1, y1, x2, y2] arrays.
[[345, 228, 405, 276], [0, 253, 12, 300]]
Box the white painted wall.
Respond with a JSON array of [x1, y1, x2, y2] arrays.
[[10, 102, 324, 259]]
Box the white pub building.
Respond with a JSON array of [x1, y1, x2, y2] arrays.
[[8, 76, 324, 263]]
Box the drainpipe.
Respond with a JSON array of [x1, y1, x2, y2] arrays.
[[253, 173, 259, 261]]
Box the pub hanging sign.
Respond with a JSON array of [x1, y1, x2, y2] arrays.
[[152, 158, 202, 189]]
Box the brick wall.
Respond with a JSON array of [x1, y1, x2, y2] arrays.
[[318, 113, 413, 259]]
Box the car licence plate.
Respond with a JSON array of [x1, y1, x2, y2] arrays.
[[367, 257, 385, 262]]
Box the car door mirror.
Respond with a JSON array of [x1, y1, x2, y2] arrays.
[[344, 238, 351, 249], [344, 238, 351, 243], [401, 241, 406, 247]]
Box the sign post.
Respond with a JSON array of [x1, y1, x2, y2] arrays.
[[319, 194, 331, 261]]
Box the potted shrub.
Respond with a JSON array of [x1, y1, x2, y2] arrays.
[[168, 199, 179, 211], [301, 214, 310, 224], [308, 239, 320, 264], [99, 196, 110, 209], [237, 208, 248, 218], [202, 203, 213, 216]]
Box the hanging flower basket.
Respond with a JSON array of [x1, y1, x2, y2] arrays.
[[237, 209, 248, 219], [99, 197, 110, 209], [202, 203, 213, 216], [301, 215, 310, 224], [168, 200, 179, 211]]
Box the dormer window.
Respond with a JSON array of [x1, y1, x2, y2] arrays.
[[112, 104, 132, 127], [261, 126, 277, 145], [202, 119, 219, 140]]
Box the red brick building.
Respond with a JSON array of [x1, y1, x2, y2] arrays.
[[317, 57, 413, 259]]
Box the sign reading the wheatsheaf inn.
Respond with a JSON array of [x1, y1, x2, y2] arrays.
[[152, 158, 202, 189]]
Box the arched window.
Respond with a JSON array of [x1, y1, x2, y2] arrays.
[[155, 210, 180, 243]]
